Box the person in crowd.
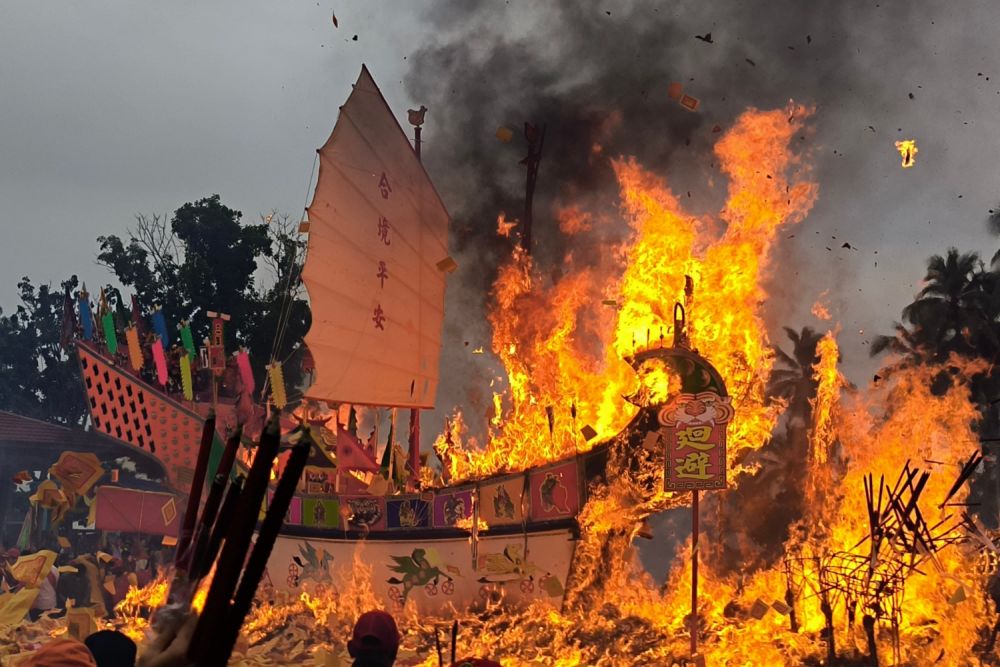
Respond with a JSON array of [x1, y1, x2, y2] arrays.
[[24, 637, 97, 667], [1, 548, 21, 591], [348, 610, 400, 667], [71, 554, 108, 618], [30, 562, 60, 620], [84, 630, 137, 667]]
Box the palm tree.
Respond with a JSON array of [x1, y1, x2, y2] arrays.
[[897, 248, 988, 360], [768, 326, 826, 424]]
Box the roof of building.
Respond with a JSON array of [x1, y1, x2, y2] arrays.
[[0, 410, 97, 446], [0, 410, 165, 477]]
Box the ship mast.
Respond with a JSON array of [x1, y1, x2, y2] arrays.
[[520, 122, 546, 254]]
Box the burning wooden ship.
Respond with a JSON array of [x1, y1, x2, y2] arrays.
[[73, 65, 727, 615]]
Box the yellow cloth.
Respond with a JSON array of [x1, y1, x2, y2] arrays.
[[10, 550, 57, 588], [0, 588, 40, 627]]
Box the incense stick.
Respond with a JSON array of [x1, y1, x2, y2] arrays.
[[187, 415, 281, 663], [213, 431, 312, 664]]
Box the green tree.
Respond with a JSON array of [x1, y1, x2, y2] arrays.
[[97, 196, 310, 395], [0, 276, 88, 425], [768, 325, 825, 423], [872, 248, 1000, 524]]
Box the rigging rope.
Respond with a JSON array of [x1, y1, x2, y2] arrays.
[[260, 151, 319, 405]]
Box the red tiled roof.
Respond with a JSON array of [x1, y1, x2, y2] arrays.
[[0, 410, 108, 448]]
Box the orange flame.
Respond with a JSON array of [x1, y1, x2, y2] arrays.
[[895, 139, 918, 168], [439, 103, 818, 484]]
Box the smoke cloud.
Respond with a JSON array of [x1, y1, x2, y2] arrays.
[[404, 0, 926, 442]]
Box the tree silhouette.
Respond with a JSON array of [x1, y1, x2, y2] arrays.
[[0, 276, 87, 425]]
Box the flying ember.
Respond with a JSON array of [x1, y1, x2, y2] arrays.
[[895, 138, 918, 168]]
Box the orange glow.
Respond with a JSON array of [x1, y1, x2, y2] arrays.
[[895, 139, 918, 168], [811, 291, 831, 320], [438, 103, 818, 484]]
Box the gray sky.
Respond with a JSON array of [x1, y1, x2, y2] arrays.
[[2, 0, 999, 384]]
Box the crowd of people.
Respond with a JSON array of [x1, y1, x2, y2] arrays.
[[19, 608, 502, 667], [3, 536, 505, 665], [1, 535, 169, 622]]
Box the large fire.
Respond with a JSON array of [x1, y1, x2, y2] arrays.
[[10, 103, 986, 665], [435, 103, 818, 484]]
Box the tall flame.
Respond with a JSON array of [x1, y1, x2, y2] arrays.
[[437, 103, 818, 484]]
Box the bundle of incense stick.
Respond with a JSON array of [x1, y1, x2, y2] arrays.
[[152, 413, 314, 665]]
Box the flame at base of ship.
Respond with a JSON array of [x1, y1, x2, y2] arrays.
[[74, 66, 998, 665]]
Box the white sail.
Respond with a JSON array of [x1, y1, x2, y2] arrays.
[[302, 65, 450, 408]]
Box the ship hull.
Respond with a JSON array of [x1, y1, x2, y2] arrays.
[[268, 525, 577, 613]]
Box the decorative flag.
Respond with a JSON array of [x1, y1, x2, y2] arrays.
[[268, 362, 287, 409], [151, 308, 169, 347], [236, 349, 255, 395], [60, 285, 77, 349], [152, 339, 168, 386], [180, 354, 193, 400], [206, 311, 230, 375], [379, 411, 395, 476], [336, 428, 379, 472], [179, 321, 196, 357], [79, 288, 93, 341], [49, 451, 104, 497], [125, 327, 143, 371], [102, 312, 118, 355]]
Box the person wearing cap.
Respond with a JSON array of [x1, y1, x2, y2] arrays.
[[24, 637, 97, 667], [348, 610, 400, 667]]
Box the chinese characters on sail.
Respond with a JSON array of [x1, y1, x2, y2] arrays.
[[373, 184, 392, 329], [659, 391, 734, 491]]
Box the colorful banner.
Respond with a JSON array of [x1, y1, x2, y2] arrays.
[[529, 461, 579, 522], [480, 476, 526, 526], [151, 309, 169, 347], [268, 362, 287, 409], [340, 495, 386, 531], [94, 487, 179, 536], [387, 497, 430, 529], [152, 339, 168, 386], [433, 488, 473, 528], [79, 293, 93, 341], [236, 350, 255, 396], [101, 312, 118, 355], [302, 467, 335, 495], [179, 323, 196, 357], [49, 451, 104, 497], [267, 491, 302, 526], [659, 392, 733, 492], [180, 354, 193, 400], [125, 326, 143, 370], [302, 498, 340, 528]]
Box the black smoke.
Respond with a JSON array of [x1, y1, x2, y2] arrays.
[[405, 0, 918, 450]]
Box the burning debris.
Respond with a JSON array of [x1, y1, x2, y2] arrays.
[[895, 139, 918, 168]]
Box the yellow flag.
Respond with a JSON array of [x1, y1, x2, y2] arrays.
[[0, 588, 39, 628]]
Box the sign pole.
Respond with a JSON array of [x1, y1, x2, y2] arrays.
[[691, 488, 699, 658]]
